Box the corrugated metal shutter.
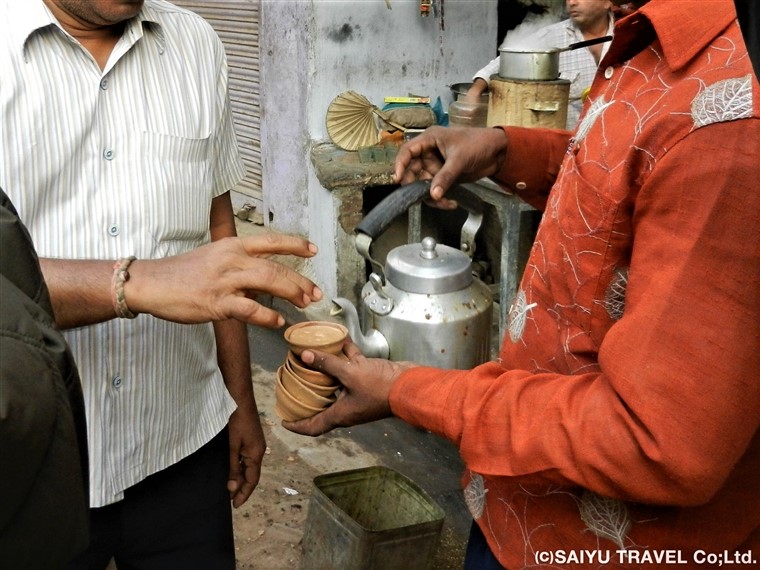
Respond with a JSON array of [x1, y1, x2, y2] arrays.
[[171, 0, 262, 202]]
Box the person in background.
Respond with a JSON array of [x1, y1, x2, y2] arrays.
[[465, 0, 614, 129], [0, 188, 320, 569], [0, 0, 320, 568], [285, 1, 759, 568]]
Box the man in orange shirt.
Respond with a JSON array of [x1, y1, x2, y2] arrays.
[[286, 1, 759, 568]]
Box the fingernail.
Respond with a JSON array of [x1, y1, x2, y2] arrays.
[[301, 350, 314, 364], [308, 242, 318, 254], [277, 316, 285, 327], [312, 286, 323, 300]]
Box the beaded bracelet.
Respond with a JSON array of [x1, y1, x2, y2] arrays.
[[111, 256, 138, 319]]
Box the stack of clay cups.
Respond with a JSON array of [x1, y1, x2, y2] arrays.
[[275, 321, 348, 422]]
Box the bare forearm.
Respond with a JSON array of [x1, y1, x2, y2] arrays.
[[40, 258, 121, 329], [209, 191, 256, 408], [214, 318, 256, 409], [468, 78, 488, 96], [38, 236, 321, 331], [464, 78, 489, 104], [40, 195, 322, 330]]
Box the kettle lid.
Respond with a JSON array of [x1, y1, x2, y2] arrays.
[[385, 237, 472, 294]]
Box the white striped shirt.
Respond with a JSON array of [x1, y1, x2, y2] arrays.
[[474, 15, 615, 129], [0, 0, 246, 507]]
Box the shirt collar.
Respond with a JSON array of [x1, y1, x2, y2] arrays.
[[606, 12, 616, 38], [133, 1, 166, 53], [8, 0, 56, 58], [600, 13, 616, 60], [608, 0, 736, 72], [10, 0, 166, 62], [564, 18, 580, 38]]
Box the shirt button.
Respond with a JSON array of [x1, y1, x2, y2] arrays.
[[108, 224, 120, 236], [103, 148, 115, 160], [112, 375, 122, 388], [604, 66, 614, 79], [515, 181, 527, 190], [100, 78, 109, 90]]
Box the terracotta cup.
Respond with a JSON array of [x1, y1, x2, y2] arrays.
[[283, 360, 338, 399], [284, 321, 348, 357], [279, 364, 337, 406], [286, 351, 336, 387], [274, 367, 326, 422]]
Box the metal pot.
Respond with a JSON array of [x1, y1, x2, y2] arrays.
[[498, 35, 612, 81], [449, 82, 489, 104], [332, 181, 493, 369]]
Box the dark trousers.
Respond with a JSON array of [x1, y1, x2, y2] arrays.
[[464, 521, 506, 570], [64, 429, 234, 570]]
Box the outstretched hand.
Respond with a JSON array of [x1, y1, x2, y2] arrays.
[[282, 340, 415, 436], [128, 232, 322, 327]]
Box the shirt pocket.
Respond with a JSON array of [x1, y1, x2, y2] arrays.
[[140, 131, 213, 250], [540, 163, 632, 344]]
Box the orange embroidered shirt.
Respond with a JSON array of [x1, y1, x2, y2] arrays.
[[390, 1, 760, 568]]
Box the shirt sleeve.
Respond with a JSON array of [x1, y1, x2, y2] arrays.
[[490, 125, 571, 211], [472, 56, 500, 84], [210, 34, 246, 197], [389, 119, 760, 507]]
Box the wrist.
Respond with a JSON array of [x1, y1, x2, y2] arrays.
[[111, 256, 138, 319], [120, 258, 150, 318], [488, 127, 510, 176]]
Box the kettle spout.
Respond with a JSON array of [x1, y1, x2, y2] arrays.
[[331, 298, 390, 359]]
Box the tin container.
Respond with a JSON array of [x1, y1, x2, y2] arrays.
[[300, 466, 445, 570]]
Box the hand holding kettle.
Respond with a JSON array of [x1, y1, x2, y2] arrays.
[[393, 125, 509, 206], [281, 342, 415, 436]]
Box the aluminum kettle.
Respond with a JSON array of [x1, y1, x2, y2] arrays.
[[332, 181, 493, 369]]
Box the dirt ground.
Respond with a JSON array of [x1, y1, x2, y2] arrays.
[[232, 362, 331, 569], [232, 363, 468, 570]]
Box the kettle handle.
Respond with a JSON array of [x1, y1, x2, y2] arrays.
[[356, 180, 432, 239]]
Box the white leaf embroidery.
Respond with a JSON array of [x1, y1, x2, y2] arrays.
[[692, 75, 753, 127], [579, 490, 632, 549], [575, 96, 613, 143], [604, 267, 629, 321], [463, 472, 487, 519], [508, 289, 537, 343]]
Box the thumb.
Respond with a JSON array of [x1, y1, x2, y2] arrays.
[[430, 168, 457, 201], [227, 454, 241, 494]]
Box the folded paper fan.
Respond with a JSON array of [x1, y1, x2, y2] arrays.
[[325, 91, 381, 151]]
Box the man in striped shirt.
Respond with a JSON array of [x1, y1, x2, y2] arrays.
[[0, 187, 321, 569], [0, 0, 315, 567]]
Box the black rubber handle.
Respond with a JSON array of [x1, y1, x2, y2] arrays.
[[356, 180, 432, 239], [562, 35, 612, 52]]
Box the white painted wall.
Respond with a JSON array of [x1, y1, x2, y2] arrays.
[[260, 0, 498, 301]]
